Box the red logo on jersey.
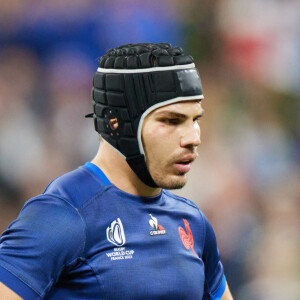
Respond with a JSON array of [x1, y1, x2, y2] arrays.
[[178, 219, 198, 257]]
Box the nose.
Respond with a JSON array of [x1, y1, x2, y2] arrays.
[[180, 123, 201, 148]]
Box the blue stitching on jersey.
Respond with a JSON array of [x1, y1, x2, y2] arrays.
[[0, 262, 42, 297], [18, 194, 88, 298], [162, 190, 199, 210], [78, 257, 106, 299], [211, 274, 226, 299], [198, 209, 206, 259]]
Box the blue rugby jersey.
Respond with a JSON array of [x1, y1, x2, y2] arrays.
[[0, 162, 226, 299]]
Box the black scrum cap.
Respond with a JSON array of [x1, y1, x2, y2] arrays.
[[89, 43, 203, 187]]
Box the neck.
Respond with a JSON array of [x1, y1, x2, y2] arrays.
[[91, 140, 162, 197]]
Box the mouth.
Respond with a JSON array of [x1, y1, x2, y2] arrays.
[[174, 155, 196, 173]]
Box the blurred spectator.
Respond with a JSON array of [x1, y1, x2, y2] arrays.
[[217, 0, 300, 95], [0, 47, 46, 194]]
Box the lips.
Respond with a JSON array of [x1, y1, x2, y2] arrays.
[[174, 155, 196, 173]]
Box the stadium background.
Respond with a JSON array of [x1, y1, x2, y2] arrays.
[[0, 1, 299, 299]]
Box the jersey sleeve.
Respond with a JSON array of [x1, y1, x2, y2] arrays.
[[0, 195, 86, 299], [201, 213, 226, 300]]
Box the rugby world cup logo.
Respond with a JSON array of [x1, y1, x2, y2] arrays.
[[106, 218, 126, 246]]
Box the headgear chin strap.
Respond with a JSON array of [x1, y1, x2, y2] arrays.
[[88, 43, 204, 187]]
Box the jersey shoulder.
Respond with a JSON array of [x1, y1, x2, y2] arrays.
[[43, 165, 107, 208], [162, 190, 209, 227], [163, 190, 200, 211]]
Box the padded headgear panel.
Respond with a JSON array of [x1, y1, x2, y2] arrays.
[[90, 43, 203, 187]]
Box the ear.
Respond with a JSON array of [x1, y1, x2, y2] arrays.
[[109, 117, 119, 130]]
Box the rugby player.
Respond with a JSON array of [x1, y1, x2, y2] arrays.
[[0, 43, 233, 299]]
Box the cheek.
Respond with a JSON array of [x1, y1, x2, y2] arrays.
[[144, 124, 164, 152], [151, 123, 166, 134], [144, 125, 170, 155], [150, 123, 176, 138], [144, 124, 166, 145], [150, 125, 177, 152], [143, 122, 178, 158]]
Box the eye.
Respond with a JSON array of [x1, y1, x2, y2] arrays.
[[193, 111, 204, 124], [193, 117, 201, 124], [160, 118, 180, 125]]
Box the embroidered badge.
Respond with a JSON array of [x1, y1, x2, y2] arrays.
[[178, 219, 198, 257], [106, 218, 135, 261], [106, 218, 126, 246], [149, 214, 166, 236]]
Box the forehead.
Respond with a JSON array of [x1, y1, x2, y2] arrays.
[[151, 100, 203, 116]]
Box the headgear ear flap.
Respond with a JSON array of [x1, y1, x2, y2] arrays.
[[88, 43, 204, 187]]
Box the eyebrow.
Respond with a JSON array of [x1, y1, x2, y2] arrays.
[[155, 109, 205, 119]]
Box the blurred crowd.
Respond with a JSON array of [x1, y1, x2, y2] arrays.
[[0, 1, 299, 299]]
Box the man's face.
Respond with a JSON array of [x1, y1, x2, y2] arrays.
[[142, 101, 204, 189]]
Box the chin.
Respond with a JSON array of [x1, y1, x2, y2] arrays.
[[153, 174, 187, 190]]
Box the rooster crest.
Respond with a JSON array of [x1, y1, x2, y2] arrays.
[[178, 219, 198, 257], [149, 214, 158, 230]]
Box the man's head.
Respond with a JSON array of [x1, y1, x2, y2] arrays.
[[90, 43, 204, 187], [142, 100, 203, 189]]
